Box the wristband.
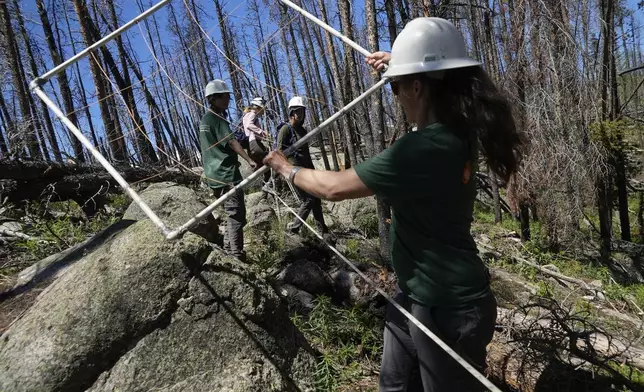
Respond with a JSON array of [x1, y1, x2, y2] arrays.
[[288, 166, 302, 184]]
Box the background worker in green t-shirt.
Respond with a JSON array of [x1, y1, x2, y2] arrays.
[[276, 96, 329, 236], [263, 18, 524, 392], [199, 79, 256, 262]]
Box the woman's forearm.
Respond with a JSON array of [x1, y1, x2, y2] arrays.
[[278, 165, 373, 201]]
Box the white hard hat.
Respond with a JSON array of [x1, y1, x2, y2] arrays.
[[383, 17, 480, 79], [288, 96, 306, 112], [250, 97, 265, 108], [205, 79, 231, 97]]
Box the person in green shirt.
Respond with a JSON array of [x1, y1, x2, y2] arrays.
[[276, 96, 329, 236], [263, 18, 523, 392], [199, 79, 256, 262]]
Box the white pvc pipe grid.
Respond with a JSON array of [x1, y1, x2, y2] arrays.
[[28, 0, 385, 242], [28, 1, 503, 391], [30, 0, 173, 237]]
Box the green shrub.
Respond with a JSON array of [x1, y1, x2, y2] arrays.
[[247, 217, 286, 271], [354, 213, 379, 239], [292, 296, 383, 391]]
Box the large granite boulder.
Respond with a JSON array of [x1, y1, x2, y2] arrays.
[[124, 181, 221, 244], [0, 220, 211, 391], [88, 251, 317, 392], [325, 197, 377, 230], [0, 219, 317, 392]]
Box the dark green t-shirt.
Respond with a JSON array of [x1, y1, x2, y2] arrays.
[[354, 123, 490, 306], [276, 123, 314, 169], [198, 111, 242, 188]]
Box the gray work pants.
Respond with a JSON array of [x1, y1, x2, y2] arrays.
[[289, 186, 328, 234], [379, 290, 497, 392], [212, 186, 246, 258], [249, 139, 271, 184]]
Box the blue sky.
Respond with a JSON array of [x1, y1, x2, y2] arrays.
[[21, 0, 380, 158], [15, 0, 644, 159]]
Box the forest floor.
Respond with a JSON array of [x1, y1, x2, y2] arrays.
[[2, 190, 644, 391]]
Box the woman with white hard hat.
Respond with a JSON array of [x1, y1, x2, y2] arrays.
[[243, 97, 271, 189], [264, 17, 523, 391], [243, 97, 268, 162]]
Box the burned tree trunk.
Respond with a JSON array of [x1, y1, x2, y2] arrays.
[[297, 7, 332, 170], [317, 0, 358, 167], [72, 0, 126, 162], [213, 0, 244, 112], [384, 0, 408, 144], [82, 0, 158, 165], [0, 109, 9, 156], [0, 161, 199, 216], [0, 0, 42, 159], [339, 0, 374, 161], [15, 0, 62, 162], [60, 1, 101, 152], [597, 0, 616, 253], [366, 0, 392, 259], [36, 0, 85, 162]]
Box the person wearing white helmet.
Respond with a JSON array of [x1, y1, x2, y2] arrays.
[[199, 79, 256, 262], [275, 96, 330, 236], [242, 97, 271, 193], [244, 97, 267, 152], [264, 18, 523, 391]]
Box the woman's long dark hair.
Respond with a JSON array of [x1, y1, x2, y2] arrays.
[[425, 66, 524, 182]]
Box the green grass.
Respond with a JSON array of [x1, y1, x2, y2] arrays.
[[247, 217, 286, 271], [519, 240, 644, 310], [291, 296, 382, 391], [521, 241, 611, 281], [473, 202, 496, 225], [607, 364, 644, 390], [583, 191, 644, 245], [354, 213, 379, 239], [473, 201, 527, 235], [476, 201, 644, 312], [2, 198, 128, 278], [107, 194, 131, 211], [343, 238, 372, 265], [14, 214, 119, 260]]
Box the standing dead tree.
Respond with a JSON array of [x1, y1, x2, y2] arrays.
[[0, 0, 42, 160], [36, 0, 85, 163]]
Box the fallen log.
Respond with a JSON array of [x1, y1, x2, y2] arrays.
[[478, 242, 605, 297], [0, 162, 201, 216], [0, 160, 96, 180], [487, 306, 644, 392], [0, 227, 32, 240]]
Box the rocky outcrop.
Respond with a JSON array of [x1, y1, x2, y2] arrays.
[[1, 219, 135, 301], [0, 220, 211, 392], [0, 218, 317, 391], [247, 195, 276, 231], [325, 197, 377, 230], [89, 251, 316, 392], [124, 182, 221, 244]]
